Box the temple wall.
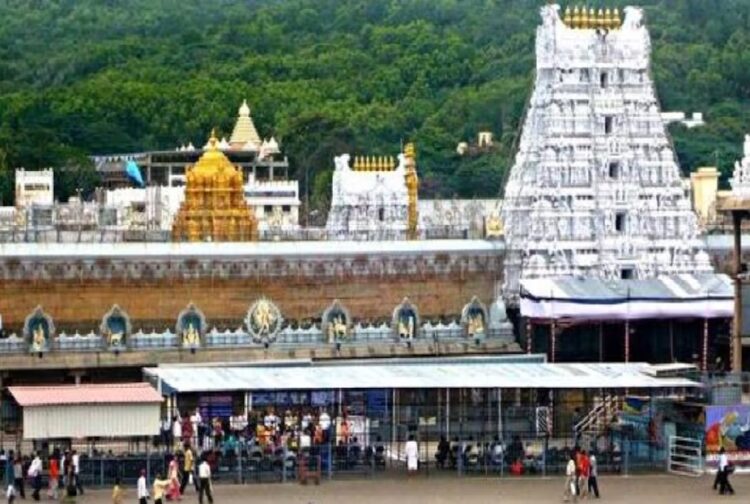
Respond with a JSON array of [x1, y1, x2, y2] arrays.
[[0, 241, 502, 332]]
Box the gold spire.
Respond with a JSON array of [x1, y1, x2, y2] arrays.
[[581, 6, 589, 28], [572, 5, 581, 28], [613, 7, 621, 29], [563, 6, 572, 26], [589, 8, 596, 28], [597, 8, 604, 29], [604, 8, 612, 29]]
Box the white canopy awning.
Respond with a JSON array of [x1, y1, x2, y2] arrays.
[[520, 273, 733, 321], [144, 357, 700, 394]]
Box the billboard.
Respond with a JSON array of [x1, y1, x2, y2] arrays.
[[705, 405, 750, 466]]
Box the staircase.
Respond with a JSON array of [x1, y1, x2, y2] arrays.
[[574, 394, 622, 443]]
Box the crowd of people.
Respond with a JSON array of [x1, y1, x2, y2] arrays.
[[1, 449, 83, 503], [161, 407, 357, 462], [563, 448, 599, 502]]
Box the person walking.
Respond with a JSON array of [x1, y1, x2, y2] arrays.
[[166, 455, 181, 501], [7, 482, 16, 504], [404, 435, 418, 477], [12, 456, 24, 500], [47, 456, 59, 500], [71, 451, 82, 496], [563, 453, 578, 503], [111, 477, 124, 504], [717, 447, 735, 495], [137, 470, 149, 504], [197, 457, 213, 504], [27, 454, 42, 502], [578, 450, 590, 499], [588, 452, 600, 498], [179, 444, 198, 494]]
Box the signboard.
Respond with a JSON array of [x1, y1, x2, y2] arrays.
[[705, 405, 750, 467]]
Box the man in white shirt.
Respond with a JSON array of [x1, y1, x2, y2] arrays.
[[404, 435, 418, 476], [717, 447, 734, 495], [319, 411, 331, 442], [588, 453, 600, 498], [172, 416, 182, 452], [72, 450, 83, 495], [197, 459, 214, 504], [27, 453, 43, 501], [137, 469, 149, 504], [563, 454, 577, 502], [190, 409, 202, 447]]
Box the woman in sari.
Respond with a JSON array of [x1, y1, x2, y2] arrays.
[[166, 454, 181, 501]]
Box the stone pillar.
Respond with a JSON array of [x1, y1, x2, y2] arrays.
[[550, 320, 556, 363], [526, 319, 533, 354], [624, 320, 630, 363], [702, 318, 709, 372], [732, 211, 743, 372]]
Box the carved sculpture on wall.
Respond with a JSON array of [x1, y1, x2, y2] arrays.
[[322, 299, 351, 344], [23, 305, 55, 354], [176, 303, 206, 349], [246, 297, 282, 344], [461, 296, 488, 339], [392, 297, 419, 341], [100, 304, 132, 349]]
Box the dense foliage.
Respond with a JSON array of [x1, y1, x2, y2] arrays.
[[0, 0, 748, 207]]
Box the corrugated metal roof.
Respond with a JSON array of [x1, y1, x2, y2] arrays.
[[144, 358, 701, 393], [9, 383, 163, 407]]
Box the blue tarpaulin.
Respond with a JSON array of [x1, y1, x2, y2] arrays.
[[125, 160, 145, 187]]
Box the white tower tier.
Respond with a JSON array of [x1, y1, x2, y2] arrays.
[[501, 4, 712, 302]]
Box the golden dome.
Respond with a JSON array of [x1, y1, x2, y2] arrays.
[[172, 129, 257, 242]]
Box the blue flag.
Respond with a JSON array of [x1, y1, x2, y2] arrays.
[[125, 160, 145, 187]]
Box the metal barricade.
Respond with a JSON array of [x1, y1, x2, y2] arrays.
[[667, 435, 703, 477]]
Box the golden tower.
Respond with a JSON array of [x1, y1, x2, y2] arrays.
[[403, 143, 419, 240], [172, 130, 257, 242]]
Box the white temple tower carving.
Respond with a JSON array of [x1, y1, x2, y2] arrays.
[[501, 4, 712, 302]]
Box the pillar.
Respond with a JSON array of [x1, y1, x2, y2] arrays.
[[732, 211, 743, 372], [669, 320, 674, 362], [550, 320, 557, 363], [624, 320, 630, 363], [526, 318, 533, 354], [702, 318, 709, 372]]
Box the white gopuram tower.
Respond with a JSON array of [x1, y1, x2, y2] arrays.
[[501, 4, 712, 302]]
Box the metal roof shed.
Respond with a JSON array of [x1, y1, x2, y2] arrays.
[[8, 383, 163, 440], [144, 358, 701, 394]]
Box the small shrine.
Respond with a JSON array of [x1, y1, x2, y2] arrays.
[[171, 130, 257, 242]]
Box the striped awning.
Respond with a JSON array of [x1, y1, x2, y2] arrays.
[[520, 273, 733, 321]]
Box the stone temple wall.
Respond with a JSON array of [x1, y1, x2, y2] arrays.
[[0, 241, 502, 333]]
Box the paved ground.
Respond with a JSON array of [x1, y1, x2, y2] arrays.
[[60, 473, 747, 503]]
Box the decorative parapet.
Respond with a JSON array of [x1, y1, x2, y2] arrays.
[[561, 5, 621, 30]]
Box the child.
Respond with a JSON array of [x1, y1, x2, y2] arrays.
[[152, 473, 169, 504], [111, 477, 124, 504], [6, 483, 16, 504]]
